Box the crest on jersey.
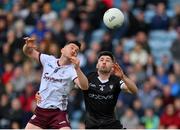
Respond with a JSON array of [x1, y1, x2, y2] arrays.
[[99, 85, 105, 91], [109, 85, 113, 89], [54, 68, 60, 73]]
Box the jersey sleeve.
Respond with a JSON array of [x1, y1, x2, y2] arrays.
[[70, 66, 78, 81], [39, 53, 55, 66], [119, 80, 125, 89]]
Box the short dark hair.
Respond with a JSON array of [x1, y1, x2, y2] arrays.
[[98, 51, 115, 62], [66, 41, 81, 49]]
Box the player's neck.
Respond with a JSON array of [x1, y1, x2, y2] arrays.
[[97, 71, 110, 80], [58, 56, 71, 66]]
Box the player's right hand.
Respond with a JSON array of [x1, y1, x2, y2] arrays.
[[35, 92, 41, 104], [69, 56, 80, 69], [24, 37, 37, 49]]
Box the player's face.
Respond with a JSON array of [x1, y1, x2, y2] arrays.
[[97, 56, 114, 73], [61, 43, 79, 58]]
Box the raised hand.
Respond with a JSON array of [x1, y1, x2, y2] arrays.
[[24, 37, 37, 49], [69, 56, 80, 69], [113, 62, 124, 79]]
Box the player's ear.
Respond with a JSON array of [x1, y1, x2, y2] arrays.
[[61, 47, 64, 54], [96, 63, 99, 69]]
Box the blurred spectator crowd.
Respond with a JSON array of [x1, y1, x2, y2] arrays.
[[0, 0, 180, 129]]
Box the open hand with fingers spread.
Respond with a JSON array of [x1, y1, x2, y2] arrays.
[[113, 63, 124, 79]]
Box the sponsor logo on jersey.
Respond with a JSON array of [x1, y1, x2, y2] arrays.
[[43, 73, 63, 83], [54, 68, 60, 73], [88, 93, 113, 100], [99, 85, 105, 91]]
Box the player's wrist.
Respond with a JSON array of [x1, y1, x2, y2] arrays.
[[120, 74, 126, 80], [116, 72, 124, 79], [75, 66, 80, 70], [23, 44, 32, 54]]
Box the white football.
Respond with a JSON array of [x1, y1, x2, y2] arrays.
[[103, 8, 124, 29]]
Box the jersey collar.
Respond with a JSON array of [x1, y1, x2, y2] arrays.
[[57, 60, 73, 68], [97, 76, 109, 83], [57, 60, 61, 67]]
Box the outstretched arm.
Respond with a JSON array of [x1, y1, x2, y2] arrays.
[[114, 63, 138, 94], [70, 56, 89, 90], [23, 37, 40, 62]]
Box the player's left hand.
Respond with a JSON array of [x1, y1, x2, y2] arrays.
[[69, 56, 80, 69], [113, 62, 124, 79], [35, 92, 41, 104]]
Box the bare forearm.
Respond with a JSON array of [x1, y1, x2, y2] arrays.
[[75, 67, 89, 90], [23, 44, 39, 61], [122, 75, 138, 94]]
